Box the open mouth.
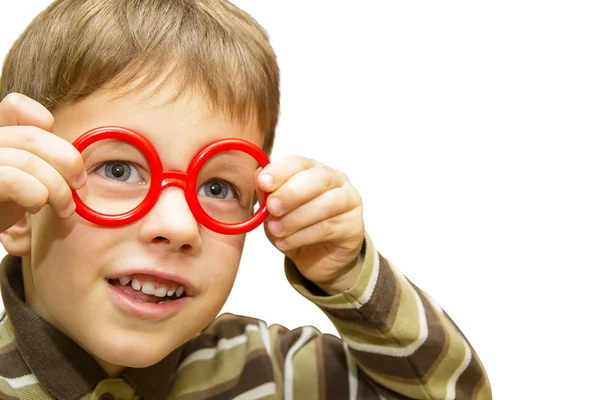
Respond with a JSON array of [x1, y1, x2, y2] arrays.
[[108, 274, 187, 305]]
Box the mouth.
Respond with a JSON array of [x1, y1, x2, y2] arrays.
[[108, 274, 188, 304], [106, 273, 193, 320]]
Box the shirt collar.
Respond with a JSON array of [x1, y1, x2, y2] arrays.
[[0, 255, 183, 400]]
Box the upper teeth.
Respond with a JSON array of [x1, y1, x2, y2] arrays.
[[118, 276, 185, 298]]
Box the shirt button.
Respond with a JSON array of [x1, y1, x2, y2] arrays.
[[98, 393, 115, 400]]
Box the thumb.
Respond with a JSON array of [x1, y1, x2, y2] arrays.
[[254, 167, 268, 208]]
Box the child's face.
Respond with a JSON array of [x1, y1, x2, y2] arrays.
[[23, 82, 263, 374]]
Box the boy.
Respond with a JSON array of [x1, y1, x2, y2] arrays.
[[0, 0, 491, 399]]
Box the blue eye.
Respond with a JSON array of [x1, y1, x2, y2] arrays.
[[96, 161, 143, 183], [198, 179, 235, 200]]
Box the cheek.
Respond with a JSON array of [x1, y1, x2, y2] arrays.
[[208, 249, 242, 287], [29, 208, 123, 298], [31, 207, 120, 264], [194, 233, 246, 301]]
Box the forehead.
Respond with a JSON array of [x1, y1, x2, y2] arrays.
[[52, 83, 264, 168]]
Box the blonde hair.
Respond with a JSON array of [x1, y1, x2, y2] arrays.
[[0, 0, 280, 154]]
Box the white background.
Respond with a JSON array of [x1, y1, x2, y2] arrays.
[[1, 1, 600, 399]]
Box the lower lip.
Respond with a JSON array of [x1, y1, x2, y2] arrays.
[[107, 281, 190, 320]]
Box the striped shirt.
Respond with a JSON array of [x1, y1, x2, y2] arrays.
[[0, 235, 491, 399]]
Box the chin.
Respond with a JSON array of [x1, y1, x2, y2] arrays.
[[107, 350, 168, 368], [86, 333, 179, 369]]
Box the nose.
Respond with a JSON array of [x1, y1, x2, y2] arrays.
[[138, 187, 201, 253]]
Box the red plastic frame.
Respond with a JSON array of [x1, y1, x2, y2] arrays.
[[71, 126, 270, 235]]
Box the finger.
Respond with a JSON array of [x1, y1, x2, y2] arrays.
[[0, 93, 54, 131], [267, 183, 361, 238], [0, 125, 86, 189], [264, 165, 347, 217], [257, 155, 320, 193], [0, 148, 75, 217], [273, 207, 364, 252], [254, 167, 267, 204], [0, 166, 49, 214]]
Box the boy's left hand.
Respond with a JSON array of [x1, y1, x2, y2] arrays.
[[257, 156, 365, 295]]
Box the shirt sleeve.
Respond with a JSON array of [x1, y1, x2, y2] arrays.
[[276, 233, 492, 400]]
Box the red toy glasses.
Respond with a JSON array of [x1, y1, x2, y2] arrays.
[[71, 126, 271, 235]]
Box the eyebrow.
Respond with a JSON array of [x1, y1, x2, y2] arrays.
[[200, 153, 259, 175], [84, 139, 137, 153]]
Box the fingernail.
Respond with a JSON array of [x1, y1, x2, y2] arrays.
[[269, 220, 283, 235], [76, 172, 87, 188], [62, 201, 76, 218], [268, 197, 283, 215], [260, 173, 273, 190]]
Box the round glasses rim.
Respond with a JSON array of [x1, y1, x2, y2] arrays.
[[70, 126, 271, 234]]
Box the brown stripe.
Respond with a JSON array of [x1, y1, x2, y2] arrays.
[[348, 290, 448, 382], [208, 314, 262, 337], [454, 354, 487, 399], [315, 338, 326, 400], [177, 349, 273, 400], [273, 326, 304, 375], [271, 326, 285, 376], [0, 348, 33, 379], [321, 335, 350, 399], [356, 374, 381, 400], [320, 254, 400, 333], [227, 349, 274, 398], [408, 285, 451, 381]]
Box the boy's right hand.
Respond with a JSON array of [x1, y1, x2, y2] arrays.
[[0, 93, 87, 233]]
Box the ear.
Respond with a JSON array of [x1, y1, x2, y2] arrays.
[[0, 215, 31, 256]]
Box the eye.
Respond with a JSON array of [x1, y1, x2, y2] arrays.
[[95, 161, 144, 183], [198, 179, 237, 200]]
